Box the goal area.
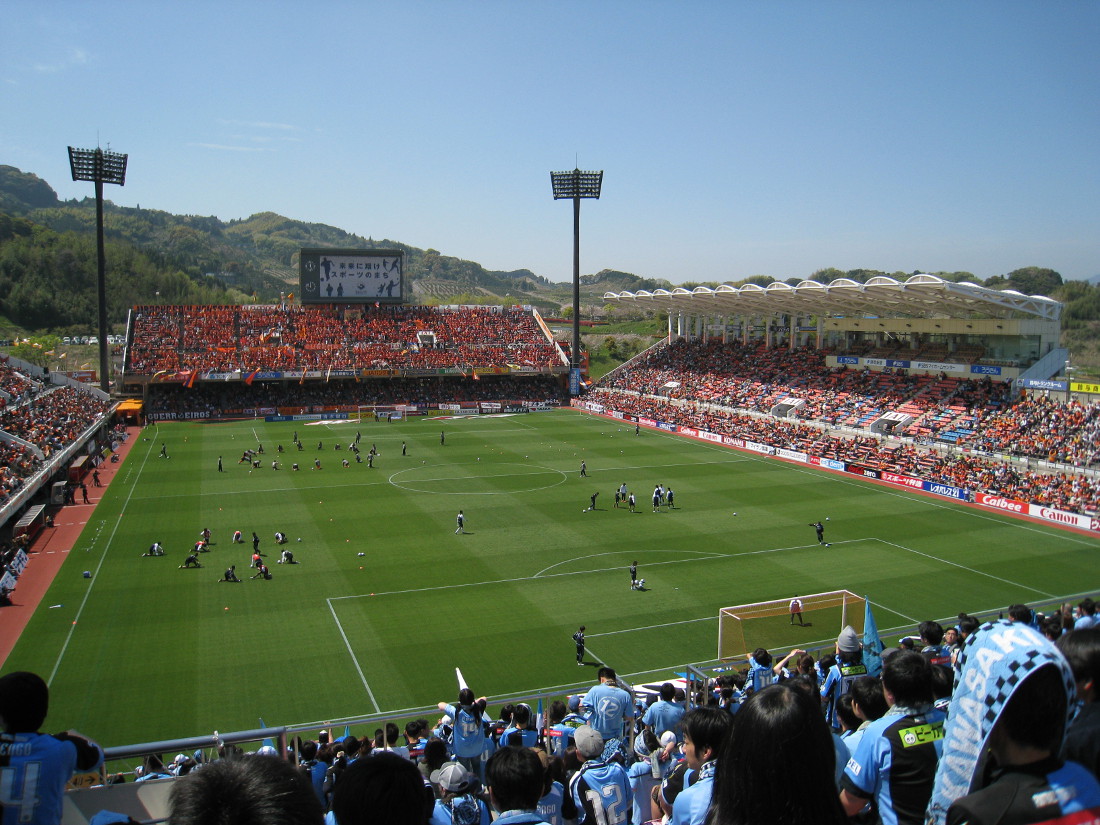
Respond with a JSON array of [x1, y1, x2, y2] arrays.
[[717, 590, 865, 662]]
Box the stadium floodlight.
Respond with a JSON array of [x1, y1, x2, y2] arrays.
[[550, 168, 603, 396], [69, 146, 128, 395]]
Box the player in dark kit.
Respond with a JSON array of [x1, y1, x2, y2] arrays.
[[574, 626, 586, 665], [630, 561, 638, 590], [810, 521, 829, 546]]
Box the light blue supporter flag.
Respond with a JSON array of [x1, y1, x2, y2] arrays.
[[861, 598, 884, 677]]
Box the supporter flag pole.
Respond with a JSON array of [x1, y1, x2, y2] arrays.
[[862, 597, 884, 677], [455, 667, 468, 691], [259, 717, 275, 750]]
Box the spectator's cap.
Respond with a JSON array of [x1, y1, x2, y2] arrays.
[[192, 750, 204, 763], [173, 753, 187, 765], [837, 625, 861, 653], [659, 730, 677, 748], [256, 745, 278, 756], [574, 725, 604, 759], [567, 695, 581, 713], [430, 761, 476, 793], [441, 715, 453, 725]]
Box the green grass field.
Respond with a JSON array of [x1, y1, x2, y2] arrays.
[[4, 408, 1099, 747]]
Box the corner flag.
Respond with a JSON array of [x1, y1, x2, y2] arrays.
[[862, 598, 884, 677]]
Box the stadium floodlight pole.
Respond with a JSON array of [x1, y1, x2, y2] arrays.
[[69, 145, 128, 394], [551, 168, 602, 396]]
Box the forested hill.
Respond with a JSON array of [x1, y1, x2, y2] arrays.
[[0, 165, 573, 332], [0, 164, 1097, 373]]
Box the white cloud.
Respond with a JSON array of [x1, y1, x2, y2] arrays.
[[32, 47, 90, 73]]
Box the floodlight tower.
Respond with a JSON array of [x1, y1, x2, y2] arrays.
[[551, 168, 602, 395], [68, 145, 128, 394]]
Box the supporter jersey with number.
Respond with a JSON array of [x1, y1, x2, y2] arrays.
[[445, 703, 487, 759], [1, 732, 103, 825], [570, 759, 632, 825]]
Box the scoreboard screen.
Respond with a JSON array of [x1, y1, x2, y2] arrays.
[[299, 248, 404, 304]]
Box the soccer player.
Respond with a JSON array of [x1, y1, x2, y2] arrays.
[[143, 541, 164, 557], [179, 553, 201, 569], [574, 626, 586, 665], [589, 491, 599, 511], [810, 521, 827, 545], [628, 492, 636, 512], [455, 510, 465, 534], [221, 565, 240, 582], [789, 596, 804, 626], [0, 671, 104, 825], [232, 530, 243, 544], [630, 561, 639, 591], [652, 486, 661, 513], [666, 488, 675, 509], [251, 562, 270, 580], [580, 460, 588, 478], [159, 443, 168, 458]]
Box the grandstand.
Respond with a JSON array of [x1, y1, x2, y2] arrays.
[[2, 280, 1100, 824]]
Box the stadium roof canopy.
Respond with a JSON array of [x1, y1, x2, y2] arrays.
[[602, 274, 1062, 322]]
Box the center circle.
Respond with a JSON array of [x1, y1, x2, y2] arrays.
[[389, 462, 569, 495]]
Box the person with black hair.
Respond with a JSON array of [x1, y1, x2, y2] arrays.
[[179, 553, 201, 569], [167, 753, 324, 825], [486, 746, 553, 825], [330, 751, 435, 825], [439, 688, 489, 772], [745, 647, 776, 694], [1006, 603, 1034, 626], [708, 684, 847, 825], [669, 706, 733, 825], [574, 626, 586, 665], [945, 661, 1100, 825], [501, 703, 538, 748], [1075, 598, 1099, 630], [920, 620, 952, 666], [844, 675, 889, 754], [840, 650, 946, 825], [642, 682, 685, 743], [580, 667, 633, 742], [0, 671, 104, 825], [1058, 628, 1100, 780]]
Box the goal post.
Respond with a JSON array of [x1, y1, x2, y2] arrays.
[[717, 590, 865, 662]]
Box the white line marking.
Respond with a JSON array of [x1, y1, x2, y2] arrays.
[[326, 598, 381, 713]]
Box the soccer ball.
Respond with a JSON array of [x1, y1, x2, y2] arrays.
[[732, 512, 737, 516], [297, 537, 302, 542]]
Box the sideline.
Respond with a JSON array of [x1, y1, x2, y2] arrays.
[[0, 425, 142, 667]]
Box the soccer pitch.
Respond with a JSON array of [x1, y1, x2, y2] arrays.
[[5, 409, 1099, 746]]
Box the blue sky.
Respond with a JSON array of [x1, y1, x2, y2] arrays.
[[2, 1, 1097, 285]]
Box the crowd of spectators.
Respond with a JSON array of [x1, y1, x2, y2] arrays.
[[0, 371, 111, 510], [585, 388, 1100, 514], [16, 602, 1098, 825], [127, 305, 563, 375], [600, 339, 1098, 467], [144, 375, 563, 419]]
